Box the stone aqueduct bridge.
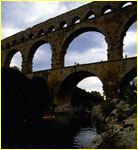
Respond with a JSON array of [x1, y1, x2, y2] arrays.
[[1, 1, 137, 105]]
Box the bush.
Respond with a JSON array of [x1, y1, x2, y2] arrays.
[[117, 109, 127, 122], [102, 100, 115, 117]]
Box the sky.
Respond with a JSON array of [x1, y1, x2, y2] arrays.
[[1, 1, 137, 94]]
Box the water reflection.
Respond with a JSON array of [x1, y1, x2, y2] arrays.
[[3, 114, 97, 149], [74, 127, 97, 148]]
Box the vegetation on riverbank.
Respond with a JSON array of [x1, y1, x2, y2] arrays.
[[88, 78, 137, 149]]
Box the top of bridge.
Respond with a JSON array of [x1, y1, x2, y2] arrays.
[[1, 1, 136, 49]]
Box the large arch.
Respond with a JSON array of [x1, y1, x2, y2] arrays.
[[57, 71, 103, 103], [122, 13, 137, 41], [123, 21, 137, 58], [33, 43, 52, 72], [61, 27, 106, 67], [62, 27, 104, 54], [27, 40, 52, 72], [29, 76, 51, 106], [119, 66, 137, 99], [65, 31, 107, 66], [5, 49, 23, 69]]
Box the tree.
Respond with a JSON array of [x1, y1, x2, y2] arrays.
[[122, 78, 137, 105]]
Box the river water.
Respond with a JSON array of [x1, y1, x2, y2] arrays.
[[3, 114, 97, 149]]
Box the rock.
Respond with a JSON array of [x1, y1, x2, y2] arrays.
[[88, 99, 137, 149], [55, 104, 73, 114], [112, 98, 120, 105], [86, 134, 103, 149]]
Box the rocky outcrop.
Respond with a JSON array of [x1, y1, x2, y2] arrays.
[[54, 104, 92, 114], [87, 99, 137, 149], [55, 104, 74, 114]]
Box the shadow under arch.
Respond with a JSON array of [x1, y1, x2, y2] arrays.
[[27, 40, 52, 72], [29, 76, 51, 106], [5, 49, 23, 69], [119, 66, 137, 99], [62, 26, 104, 56], [57, 71, 103, 103]]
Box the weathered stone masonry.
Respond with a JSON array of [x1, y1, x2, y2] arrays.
[[1, 1, 137, 104]]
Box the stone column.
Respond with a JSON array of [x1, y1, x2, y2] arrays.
[[103, 78, 121, 100], [22, 58, 32, 73], [106, 35, 123, 61], [51, 47, 65, 69]]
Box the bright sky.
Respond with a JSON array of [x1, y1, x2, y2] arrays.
[[1, 1, 137, 94]]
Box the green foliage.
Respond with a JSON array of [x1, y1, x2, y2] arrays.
[[2, 67, 29, 146], [11, 66, 20, 71], [121, 78, 137, 105], [25, 77, 51, 119], [71, 87, 104, 107], [95, 118, 106, 134], [101, 131, 118, 148], [98, 125, 127, 149], [1, 67, 51, 147], [117, 108, 127, 122], [102, 100, 115, 117]]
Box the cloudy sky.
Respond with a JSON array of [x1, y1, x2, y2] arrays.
[[1, 1, 137, 94]]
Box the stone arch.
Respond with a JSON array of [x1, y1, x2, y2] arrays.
[[5, 49, 23, 68], [29, 76, 51, 107], [121, 13, 137, 58], [101, 5, 112, 14], [120, 2, 133, 8], [27, 40, 52, 72], [48, 26, 56, 32], [6, 42, 10, 48], [12, 40, 17, 45], [62, 26, 104, 54], [56, 71, 103, 103], [61, 26, 106, 67], [29, 33, 35, 39], [72, 16, 80, 24], [30, 76, 49, 88], [119, 66, 137, 98], [60, 21, 67, 28], [122, 14, 137, 38], [38, 29, 45, 36], [85, 11, 95, 20], [20, 36, 25, 42]]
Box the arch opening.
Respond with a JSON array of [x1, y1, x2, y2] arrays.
[[30, 41, 52, 72], [101, 6, 112, 14], [38, 30, 45, 36], [72, 16, 80, 24], [29, 33, 35, 39], [123, 21, 137, 58], [119, 67, 137, 104], [6, 42, 10, 48], [104, 9, 112, 14], [20, 36, 25, 42], [48, 26, 55, 32], [85, 11, 95, 20], [9, 51, 22, 71], [121, 2, 132, 8], [64, 28, 107, 67], [57, 71, 104, 106], [13, 40, 17, 45], [60, 21, 67, 28]]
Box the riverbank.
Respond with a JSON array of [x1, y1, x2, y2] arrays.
[[87, 98, 137, 149]]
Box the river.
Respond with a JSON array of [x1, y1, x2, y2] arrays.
[[3, 114, 97, 149]]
